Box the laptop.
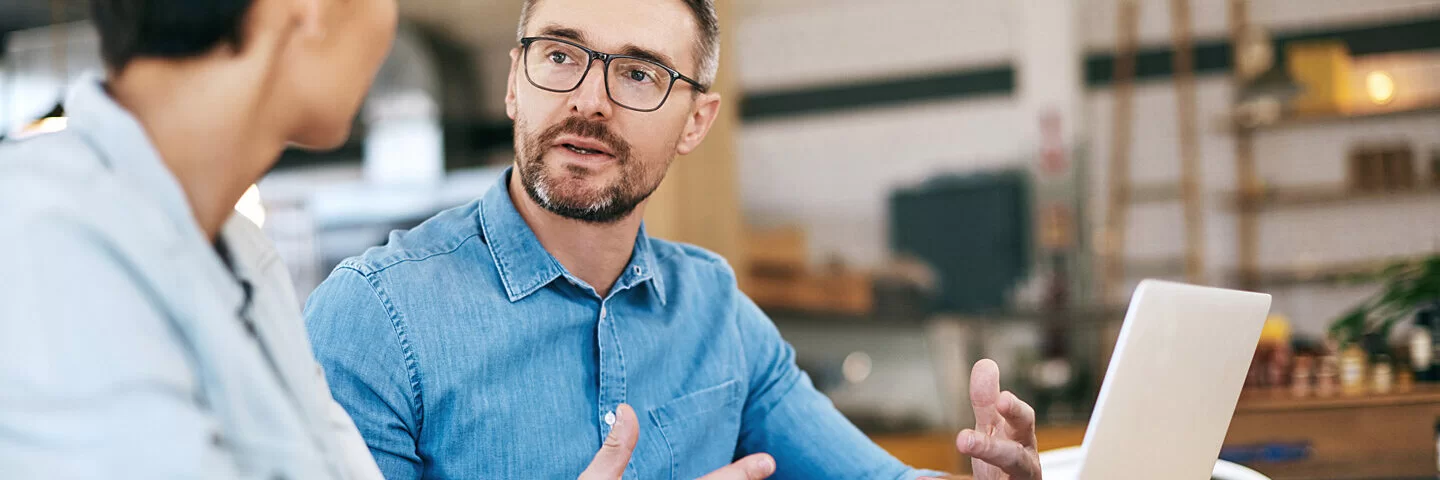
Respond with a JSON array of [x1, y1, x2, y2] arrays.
[[1077, 280, 1272, 480]]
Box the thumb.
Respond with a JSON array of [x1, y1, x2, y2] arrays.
[[970, 359, 1002, 433], [579, 404, 640, 480], [697, 453, 776, 480]]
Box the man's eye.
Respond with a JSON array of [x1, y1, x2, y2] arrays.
[[549, 52, 568, 64], [627, 70, 653, 82]]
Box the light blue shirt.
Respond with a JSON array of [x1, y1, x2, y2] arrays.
[[304, 169, 944, 479], [0, 75, 382, 480]]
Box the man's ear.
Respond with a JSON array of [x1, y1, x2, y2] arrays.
[[505, 48, 521, 120], [675, 92, 722, 155]]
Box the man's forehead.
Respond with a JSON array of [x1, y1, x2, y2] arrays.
[[524, 0, 698, 67]]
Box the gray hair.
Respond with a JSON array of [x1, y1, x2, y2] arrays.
[[516, 0, 719, 89]]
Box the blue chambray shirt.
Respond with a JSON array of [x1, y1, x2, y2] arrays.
[[304, 169, 942, 479]]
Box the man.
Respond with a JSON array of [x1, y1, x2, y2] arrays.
[[305, 0, 1044, 479]]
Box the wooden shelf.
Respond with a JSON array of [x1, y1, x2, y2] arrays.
[[1237, 385, 1440, 413], [1229, 185, 1440, 210], [1240, 103, 1440, 131], [1241, 256, 1420, 288], [1121, 184, 1440, 210]]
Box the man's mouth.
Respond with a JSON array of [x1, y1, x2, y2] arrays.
[[553, 135, 616, 158], [562, 143, 607, 155]]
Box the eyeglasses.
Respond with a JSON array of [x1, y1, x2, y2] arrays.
[[520, 36, 707, 113]]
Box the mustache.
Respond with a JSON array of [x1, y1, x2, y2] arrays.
[[535, 116, 632, 160]]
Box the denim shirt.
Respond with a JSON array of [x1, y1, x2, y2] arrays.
[[305, 170, 941, 479], [0, 74, 381, 480]]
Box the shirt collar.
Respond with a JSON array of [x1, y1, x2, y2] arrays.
[[63, 71, 246, 313], [65, 72, 199, 236], [478, 167, 666, 304]]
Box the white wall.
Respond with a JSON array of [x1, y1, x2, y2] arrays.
[[735, 0, 1015, 91], [741, 96, 1028, 268], [736, 0, 1027, 269]]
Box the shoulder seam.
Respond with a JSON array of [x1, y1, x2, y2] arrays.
[[343, 265, 428, 436], [348, 232, 483, 276]]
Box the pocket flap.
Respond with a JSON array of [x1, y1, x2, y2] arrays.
[[649, 378, 742, 428]]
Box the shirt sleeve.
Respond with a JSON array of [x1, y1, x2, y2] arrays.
[[732, 293, 948, 480], [305, 266, 425, 480], [0, 218, 251, 479]]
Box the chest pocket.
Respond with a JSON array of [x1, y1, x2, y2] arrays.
[[647, 379, 744, 480]]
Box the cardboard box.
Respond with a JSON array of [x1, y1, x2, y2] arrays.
[[745, 227, 808, 276], [1287, 41, 1352, 116]]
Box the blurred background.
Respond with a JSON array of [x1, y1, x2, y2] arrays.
[[4, 0, 1440, 477]]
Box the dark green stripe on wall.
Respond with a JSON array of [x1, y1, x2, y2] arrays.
[[740, 16, 1440, 122], [739, 67, 1014, 120], [1085, 17, 1440, 86]]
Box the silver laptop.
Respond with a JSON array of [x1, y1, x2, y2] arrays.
[[1077, 280, 1272, 480]]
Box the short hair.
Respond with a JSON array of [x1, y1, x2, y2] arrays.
[[516, 0, 719, 88], [90, 0, 255, 71]]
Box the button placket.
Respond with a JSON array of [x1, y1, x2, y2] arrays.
[[595, 302, 626, 442]]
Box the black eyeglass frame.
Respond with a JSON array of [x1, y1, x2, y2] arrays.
[[519, 36, 708, 113]]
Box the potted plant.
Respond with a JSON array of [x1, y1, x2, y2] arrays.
[[1329, 255, 1440, 347]]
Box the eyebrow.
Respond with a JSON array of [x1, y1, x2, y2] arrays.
[[617, 45, 678, 70], [534, 24, 680, 70], [537, 25, 587, 43]]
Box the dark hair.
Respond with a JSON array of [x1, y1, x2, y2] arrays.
[[516, 0, 719, 88], [90, 0, 255, 71]]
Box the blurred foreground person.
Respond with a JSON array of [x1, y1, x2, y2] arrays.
[[0, 0, 398, 477]]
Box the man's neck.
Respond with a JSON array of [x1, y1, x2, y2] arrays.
[[507, 171, 644, 297], [108, 60, 286, 241]]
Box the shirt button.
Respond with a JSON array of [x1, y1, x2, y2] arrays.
[[599, 306, 607, 318], [604, 411, 616, 426], [633, 265, 643, 275]]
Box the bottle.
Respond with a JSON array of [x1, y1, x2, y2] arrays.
[[1410, 318, 1434, 382], [1372, 355, 1394, 394], [1416, 307, 1440, 380], [1340, 343, 1368, 396], [1317, 355, 1340, 397], [1291, 355, 1314, 397]]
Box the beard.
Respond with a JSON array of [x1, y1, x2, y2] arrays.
[[514, 115, 667, 224]]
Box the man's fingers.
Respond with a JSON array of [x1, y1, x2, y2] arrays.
[[578, 404, 639, 480], [697, 453, 776, 480], [998, 391, 1038, 447], [970, 359, 1002, 432], [956, 429, 1041, 479]]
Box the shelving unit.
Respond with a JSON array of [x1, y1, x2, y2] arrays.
[[1246, 255, 1424, 288], [1225, 0, 1440, 291], [1102, 0, 1208, 300]]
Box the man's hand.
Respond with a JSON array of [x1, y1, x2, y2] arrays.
[[579, 404, 777, 480], [956, 359, 1042, 480]]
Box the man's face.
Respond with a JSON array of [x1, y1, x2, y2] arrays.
[[508, 0, 720, 224]]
